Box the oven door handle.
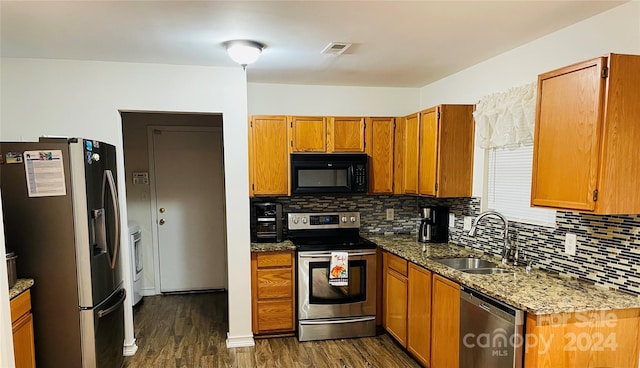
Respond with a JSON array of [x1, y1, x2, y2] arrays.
[[299, 316, 376, 325], [298, 251, 376, 259]]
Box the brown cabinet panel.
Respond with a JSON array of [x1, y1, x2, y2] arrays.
[[329, 117, 365, 152], [249, 115, 289, 196], [393, 116, 406, 194], [251, 251, 295, 336], [407, 263, 432, 367], [290, 116, 327, 152], [436, 105, 475, 198], [418, 108, 438, 196], [256, 269, 293, 299], [403, 113, 420, 194], [11, 290, 35, 368], [386, 252, 408, 276], [532, 54, 640, 214], [385, 268, 408, 347], [524, 309, 640, 368], [431, 274, 460, 368], [256, 300, 295, 332], [366, 117, 395, 193]]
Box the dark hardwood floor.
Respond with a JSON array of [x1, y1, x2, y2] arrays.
[[123, 292, 421, 368]]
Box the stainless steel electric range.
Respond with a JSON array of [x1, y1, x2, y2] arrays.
[[288, 211, 377, 342]]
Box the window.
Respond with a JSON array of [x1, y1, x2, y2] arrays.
[[486, 145, 556, 227]]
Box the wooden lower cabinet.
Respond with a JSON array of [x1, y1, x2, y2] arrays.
[[430, 274, 460, 368], [407, 263, 432, 367], [251, 251, 295, 336], [524, 309, 640, 368], [11, 289, 36, 368], [383, 252, 408, 346]]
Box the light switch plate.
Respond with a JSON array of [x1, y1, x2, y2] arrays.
[[386, 208, 394, 221], [449, 213, 456, 228], [463, 216, 474, 231], [565, 233, 577, 256]]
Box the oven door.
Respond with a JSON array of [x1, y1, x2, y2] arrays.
[[297, 249, 376, 320]]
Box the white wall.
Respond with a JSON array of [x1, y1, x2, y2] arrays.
[[418, 1, 640, 198], [248, 83, 419, 116], [0, 58, 254, 351]]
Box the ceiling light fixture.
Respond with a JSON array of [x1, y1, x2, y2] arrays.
[[223, 40, 265, 69]]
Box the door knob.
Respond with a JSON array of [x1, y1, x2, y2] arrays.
[[159, 219, 166, 225], [159, 208, 166, 213]]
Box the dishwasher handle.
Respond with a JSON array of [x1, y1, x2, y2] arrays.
[[460, 286, 524, 325]]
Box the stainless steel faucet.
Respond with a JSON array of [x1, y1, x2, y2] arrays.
[[467, 210, 513, 264]]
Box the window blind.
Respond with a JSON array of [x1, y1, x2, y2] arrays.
[[487, 145, 556, 227]]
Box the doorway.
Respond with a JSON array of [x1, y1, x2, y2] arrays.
[[121, 112, 227, 296]]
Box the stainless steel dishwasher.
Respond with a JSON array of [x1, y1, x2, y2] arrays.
[[459, 286, 525, 368]]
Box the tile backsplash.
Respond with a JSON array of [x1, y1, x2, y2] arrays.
[[251, 195, 640, 296]]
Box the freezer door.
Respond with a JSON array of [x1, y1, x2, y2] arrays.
[[80, 288, 126, 368], [69, 139, 123, 306]]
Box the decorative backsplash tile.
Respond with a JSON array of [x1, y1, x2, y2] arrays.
[[251, 195, 640, 296]]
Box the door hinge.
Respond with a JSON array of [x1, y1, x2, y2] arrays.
[[437, 111, 441, 120], [393, 122, 396, 129], [250, 121, 253, 127], [601, 66, 608, 79], [290, 141, 293, 147], [290, 122, 293, 128], [435, 183, 439, 192], [593, 189, 598, 202], [252, 184, 254, 190]]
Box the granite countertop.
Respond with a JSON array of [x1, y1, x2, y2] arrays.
[[9, 278, 34, 300], [250, 240, 296, 252], [367, 234, 640, 315]]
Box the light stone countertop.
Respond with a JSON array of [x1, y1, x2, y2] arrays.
[[367, 234, 640, 315], [250, 240, 296, 252], [9, 278, 34, 300]]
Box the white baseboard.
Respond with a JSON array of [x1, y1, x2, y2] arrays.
[[123, 338, 138, 356], [142, 287, 157, 296], [225, 332, 255, 348]]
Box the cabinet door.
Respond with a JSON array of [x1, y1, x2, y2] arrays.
[[436, 105, 474, 198], [12, 313, 36, 368], [251, 251, 295, 335], [249, 116, 289, 196], [290, 116, 327, 152], [418, 107, 438, 196], [431, 275, 460, 368], [367, 117, 395, 193], [385, 268, 408, 347], [329, 117, 365, 152], [531, 58, 605, 211], [403, 113, 420, 194], [407, 263, 432, 367]]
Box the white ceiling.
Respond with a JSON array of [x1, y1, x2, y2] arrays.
[[0, 0, 627, 87]]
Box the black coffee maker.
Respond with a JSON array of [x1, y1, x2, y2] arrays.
[[418, 206, 449, 243], [250, 202, 284, 242]]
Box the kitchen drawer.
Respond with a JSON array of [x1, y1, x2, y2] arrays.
[[255, 252, 293, 268], [10, 290, 31, 324], [387, 253, 408, 276], [256, 269, 293, 299], [256, 300, 294, 332]]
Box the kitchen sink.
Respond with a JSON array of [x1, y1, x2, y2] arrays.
[[433, 257, 498, 270], [433, 257, 513, 275], [461, 268, 513, 275]]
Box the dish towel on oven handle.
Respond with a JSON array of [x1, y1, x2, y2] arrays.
[[329, 251, 348, 286]]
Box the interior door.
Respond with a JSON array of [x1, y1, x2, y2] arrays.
[[152, 127, 227, 292]]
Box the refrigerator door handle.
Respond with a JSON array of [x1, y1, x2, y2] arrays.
[[102, 169, 121, 270], [97, 289, 126, 318]]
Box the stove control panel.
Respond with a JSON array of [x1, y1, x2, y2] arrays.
[[288, 212, 360, 230]]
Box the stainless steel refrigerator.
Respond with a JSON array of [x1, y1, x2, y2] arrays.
[[1, 137, 125, 368]]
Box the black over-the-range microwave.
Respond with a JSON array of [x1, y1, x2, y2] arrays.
[[290, 153, 368, 194]]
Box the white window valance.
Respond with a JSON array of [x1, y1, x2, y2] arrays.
[[473, 82, 537, 149]]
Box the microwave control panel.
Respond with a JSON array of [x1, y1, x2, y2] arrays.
[[288, 212, 360, 230]]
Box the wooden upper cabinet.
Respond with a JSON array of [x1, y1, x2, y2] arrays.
[[290, 116, 327, 152], [249, 116, 289, 196], [329, 117, 365, 152], [366, 117, 395, 193], [403, 113, 420, 194], [531, 53, 640, 214], [418, 108, 438, 196], [403, 105, 474, 197]]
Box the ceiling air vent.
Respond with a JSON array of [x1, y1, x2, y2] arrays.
[[321, 42, 352, 55]]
